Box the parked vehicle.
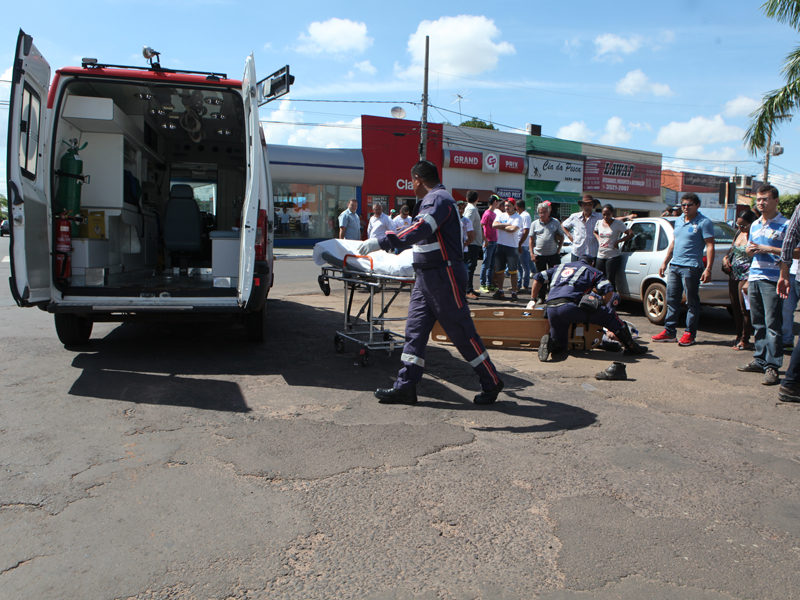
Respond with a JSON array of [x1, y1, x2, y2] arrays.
[[7, 30, 293, 345], [558, 216, 735, 324], [0, 220, 8, 236]]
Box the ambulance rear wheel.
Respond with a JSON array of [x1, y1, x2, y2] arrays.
[[54, 313, 93, 346], [244, 303, 267, 343]]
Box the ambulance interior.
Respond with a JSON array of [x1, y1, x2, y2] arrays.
[[53, 79, 248, 295]]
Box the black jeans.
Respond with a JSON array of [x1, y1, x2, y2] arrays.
[[534, 254, 561, 301], [464, 245, 482, 293], [595, 255, 621, 290]]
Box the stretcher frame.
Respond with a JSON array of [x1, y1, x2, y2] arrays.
[[319, 255, 414, 366]]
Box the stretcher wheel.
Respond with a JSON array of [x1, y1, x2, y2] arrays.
[[318, 275, 331, 296], [360, 348, 370, 367], [334, 335, 345, 353]]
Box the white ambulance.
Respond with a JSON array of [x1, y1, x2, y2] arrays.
[[7, 30, 292, 344]]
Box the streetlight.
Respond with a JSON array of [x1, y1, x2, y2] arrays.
[[762, 115, 791, 184]]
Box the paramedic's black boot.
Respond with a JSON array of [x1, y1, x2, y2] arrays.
[[538, 334, 552, 362], [595, 362, 627, 381], [617, 324, 648, 356], [474, 379, 505, 405], [375, 386, 417, 405]]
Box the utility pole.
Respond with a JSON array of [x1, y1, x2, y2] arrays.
[[762, 127, 772, 185], [419, 35, 429, 162]]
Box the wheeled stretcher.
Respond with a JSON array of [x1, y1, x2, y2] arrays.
[[317, 254, 414, 366]]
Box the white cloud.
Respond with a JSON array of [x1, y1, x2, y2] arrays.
[[594, 34, 642, 62], [288, 117, 362, 149], [353, 60, 376, 75], [556, 121, 597, 143], [655, 115, 744, 146], [296, 18, 373, 56], [658, 30, 676, 44], [674, 146, 739, 161], [396, 16, 515, 81], [629, 122, 652, 132], [615, 69, 672, 96], [598, 116, 631, 145], [723, 95, 761, 118], [562, 37, 581, 59], [260, 100, 306, 145], [263, 42, 272, 51]]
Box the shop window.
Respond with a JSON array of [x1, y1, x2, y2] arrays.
[[274, 182, 357, 239]]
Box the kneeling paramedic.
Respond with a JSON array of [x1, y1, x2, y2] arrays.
[[531, 254, 648, 361], [357, 161, 505, 405]]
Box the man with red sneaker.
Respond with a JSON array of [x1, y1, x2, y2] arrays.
[[651, 192, 715, 346]]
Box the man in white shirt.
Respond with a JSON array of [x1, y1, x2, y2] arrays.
[[367, 202, 396, 239], [492, 199, 523, 300], [393, 204, 412, 231], [516, 199, 534, 292], [464, 190, 483, 299], [299, 206, 311, 237]]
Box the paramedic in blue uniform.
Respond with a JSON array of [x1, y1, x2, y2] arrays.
[[531, 254, 648, 361], [357, 161, 505, 405]]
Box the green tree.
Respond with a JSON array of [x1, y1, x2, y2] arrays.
[[459, 118, 496, 130], [0, 194, 7, 220], [745, 0, 800, 153], [779, 192, 800, 217]]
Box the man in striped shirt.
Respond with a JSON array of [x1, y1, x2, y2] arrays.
[[737, 185, 788, 386]]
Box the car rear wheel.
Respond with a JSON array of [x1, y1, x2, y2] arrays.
[[644, 282, 668, 325], [54, 313, 93, 346]]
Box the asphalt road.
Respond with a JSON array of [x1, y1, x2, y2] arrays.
[[1, 238, 799, 599]]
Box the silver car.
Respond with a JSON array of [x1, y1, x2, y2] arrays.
[[617, 217, 735, 324]]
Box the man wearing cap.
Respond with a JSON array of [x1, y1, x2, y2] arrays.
[[356, 161, 504, 406], [563, 195, 601, 264], [532, 254, 648, 362]]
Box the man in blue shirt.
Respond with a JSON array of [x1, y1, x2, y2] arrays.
[[532, 255, 648, 361], [738, 184, 788, 386], [652, 192, 715, 347], [338, 199, 362, 240]]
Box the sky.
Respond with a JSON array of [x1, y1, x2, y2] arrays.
[[3, 0, 800, 196]]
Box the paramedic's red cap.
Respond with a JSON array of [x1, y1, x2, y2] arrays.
[[506, 198, 516, 205]]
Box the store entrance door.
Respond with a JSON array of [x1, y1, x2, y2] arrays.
[[396, 196, 417, 215]]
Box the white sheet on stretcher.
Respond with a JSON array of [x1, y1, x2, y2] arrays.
[[313, 239, 415, 278]]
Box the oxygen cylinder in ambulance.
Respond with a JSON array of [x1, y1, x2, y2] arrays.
[[55, 139, 87, 236]]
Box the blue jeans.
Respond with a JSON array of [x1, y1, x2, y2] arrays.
[[480, 242, 497, 287], [749, 279, 784, 370], [519, 249, 534, 288], [782, 277, 800, 345], [664, 265, 703, 337]]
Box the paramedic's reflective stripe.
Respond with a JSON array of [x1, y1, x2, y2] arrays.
[[419, 213, 438, 232], [568, 266, 587, 286], [468, 350, 490, 368], [545, 264, 565, 283], [598, 278, 611, 289], [413, 241, 441, 253], [401, 353, 425, 367]]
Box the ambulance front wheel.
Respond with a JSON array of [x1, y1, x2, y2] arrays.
[[54, 313, 93, 347]]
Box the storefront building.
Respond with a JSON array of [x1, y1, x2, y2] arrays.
[[268, 144, 364, 246]]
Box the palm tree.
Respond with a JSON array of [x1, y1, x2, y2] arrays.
[[745, 0, 800, 154]]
